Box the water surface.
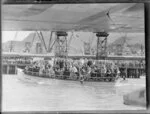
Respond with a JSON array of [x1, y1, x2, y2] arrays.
[[2, 74, 146, 111]]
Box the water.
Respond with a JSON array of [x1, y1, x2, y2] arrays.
[[2, 74, 146, 111]]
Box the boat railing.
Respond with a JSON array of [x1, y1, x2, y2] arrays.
[[24, 69, 116, 82]]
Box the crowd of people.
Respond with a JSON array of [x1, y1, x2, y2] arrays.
[[24, 58, 145, 81], [2, 57, 145, 81], [27, 59, 118, 79]]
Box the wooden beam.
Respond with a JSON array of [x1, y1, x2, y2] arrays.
[[36, 31, 47, 52], [48, 31, 53, 52], [39, 31, 48, 52], [31, 32, 36, 47], [49, 38, 57, 52]]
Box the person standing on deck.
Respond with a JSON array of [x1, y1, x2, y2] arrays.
[[122, 70, 126, 80], [101, 65, 106, 77], [86, 66, 91, 80], [72, 65, 78, 77], [39, 65, 44, 77], [80, 67, 85, 84]]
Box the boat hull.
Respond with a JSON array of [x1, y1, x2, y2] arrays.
[[17, 68, 116, 82]]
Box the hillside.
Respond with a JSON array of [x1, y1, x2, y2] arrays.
[[108, 36, 145, 55], [2, 32, 145, 55]]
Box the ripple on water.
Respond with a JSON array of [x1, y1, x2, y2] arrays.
[[2, 75, 146, 111]]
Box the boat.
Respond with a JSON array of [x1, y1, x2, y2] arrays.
[[17, 68, 117, 82]]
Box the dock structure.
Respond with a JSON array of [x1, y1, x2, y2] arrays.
[[2, 61, 145, 79], [2, 63, 17, 75], [2, 55, 145, 79], [119, 65, 145, 78], [2, 56, 31, 75], [96, 32, 109, 60], [2, 62, 32, 75], [54, 31, 68, 58]]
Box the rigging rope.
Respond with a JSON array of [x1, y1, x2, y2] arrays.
[[106, 10, 125, 36], [106, 11, 131, 54]]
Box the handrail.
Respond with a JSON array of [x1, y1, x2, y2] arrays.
[[24, 69, 116, 81]]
